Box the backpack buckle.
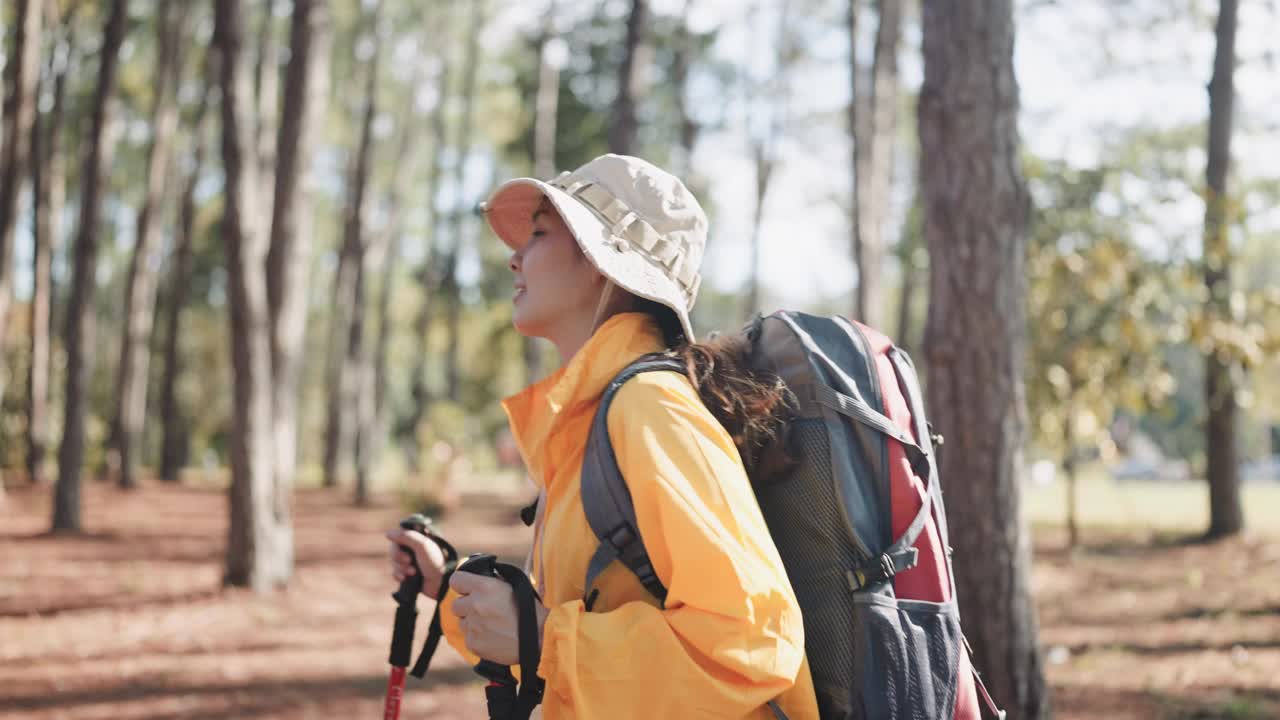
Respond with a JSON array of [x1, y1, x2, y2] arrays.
[[878, 554, 897, 580], [847, 550, 917, 592]]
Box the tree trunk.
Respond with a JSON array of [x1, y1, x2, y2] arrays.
[[53, 0, 129, 532], [349, 47, 378, 505], [524, 0, 560, 386], [322, 183, 356, 488], [0, 0, 45, 409], [854, 0, 901, 328], [1063, 398, 1078, 550], [443, 0, 486, 404], [533, 2, 560, 183], [609, 0, 646, 155], [112, 4, 186, 490], [894, 198, 922, 354], [254, 0, 280, 209], [744, 0, 792, 319], [405, 10, 454, 461], [1203, 0, 1242, 539], [325, 1, 380, 495], [670, 0, 697, 178], [746, 142, 772, 317], [371, 93, 418, 486], [159, 52, 217, 484], [214, 0, 288, 591], [918, 1, 1049, 717], [28, 9, 74, 487], [895, 252, 916, 350], [265, 0, 331, 517], [847, 0, 862, 324]]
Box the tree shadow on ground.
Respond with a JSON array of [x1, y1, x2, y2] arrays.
[[3, 665, 484, 714], [1065, 638, 1280, 657]]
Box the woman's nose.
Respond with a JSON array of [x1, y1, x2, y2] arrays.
[[508, 251, 521, 273]]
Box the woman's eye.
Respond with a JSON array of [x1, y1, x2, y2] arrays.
[[531, 230, 546, 239]]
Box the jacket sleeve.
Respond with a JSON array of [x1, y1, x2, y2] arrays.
[[439, 588, 481, 667], [537, 371, 806, 718]]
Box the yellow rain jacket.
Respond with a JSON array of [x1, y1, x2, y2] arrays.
[[441, 312, 818, 719]]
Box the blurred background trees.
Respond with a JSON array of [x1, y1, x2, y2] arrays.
[[1, 0, 1278, 711]]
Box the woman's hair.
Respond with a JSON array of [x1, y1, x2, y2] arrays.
[[632, 298, 792, 474]]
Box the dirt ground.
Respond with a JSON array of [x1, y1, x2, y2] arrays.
[[3, 481, 1278, 719]]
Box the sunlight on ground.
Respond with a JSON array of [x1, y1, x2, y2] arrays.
[[1024, 474, 1280, 535]]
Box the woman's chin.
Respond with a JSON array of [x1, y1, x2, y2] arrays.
[[511, 309, 543, 338]]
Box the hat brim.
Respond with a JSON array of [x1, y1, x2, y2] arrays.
[[483, 178, 696, 343]]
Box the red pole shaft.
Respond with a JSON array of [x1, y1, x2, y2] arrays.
[[384, 665, 408, 720]]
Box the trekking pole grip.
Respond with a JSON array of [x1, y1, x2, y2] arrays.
[[392, 514, 432, 605], [456, 554, 521, 686]]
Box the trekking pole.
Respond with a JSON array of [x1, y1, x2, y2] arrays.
[[454, 554, 521, 720], [384, 514, 432, 720]]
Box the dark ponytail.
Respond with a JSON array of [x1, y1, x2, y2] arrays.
[[633, 298, 792, 474]]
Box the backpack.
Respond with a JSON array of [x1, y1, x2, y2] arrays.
[[578, 311, 1002, 720]]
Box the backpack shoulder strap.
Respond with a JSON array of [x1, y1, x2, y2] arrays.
[[579, 354, 684, 608]]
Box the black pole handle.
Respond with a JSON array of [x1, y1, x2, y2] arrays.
[[392, 514, 432, 605], [456, 553, 520, 687]]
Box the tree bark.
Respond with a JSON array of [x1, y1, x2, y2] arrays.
[[370, 91, 418, 488], [443, 0, 486, 404], [670, 0, 697, 179], [265, 0, 330, 518], [28, 7, 74, 487], [533, 2, 561, 182], [325, 0, 380, 495], [405, 9, 455, 461], [608, 0, 646, 155], [112, 4, 186, 490], [847, 0, 862, 324], [745, 1, 790, 318], [854, 0, 901, 328], [349, 23, 380, 506], [524, 0, 560, 385], [53, 0, 129, 532], [1203, 0, 1242, 539], [1063, 396, 1078, 549], [159, 52, 217, 484], [0, 0, 45, 409], [214, 0, 288, 590], [746, 141, 772, 317], [918, 1, 1049, 717], [894, 196, 921, 355], [254, 0, 280, 209]]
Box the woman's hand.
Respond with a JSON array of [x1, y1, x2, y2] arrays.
[[385, 527, 447, 600], [450, 571, 549, 666]]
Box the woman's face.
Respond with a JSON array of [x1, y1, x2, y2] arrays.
[[509, 198, 605, 342]]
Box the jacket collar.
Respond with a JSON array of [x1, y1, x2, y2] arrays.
[[501, 312, 666, 487]]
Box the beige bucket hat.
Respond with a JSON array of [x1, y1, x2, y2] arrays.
[[481, 154, 708, 343]]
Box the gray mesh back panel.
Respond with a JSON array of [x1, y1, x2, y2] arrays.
[[754, 417, 862, 717]]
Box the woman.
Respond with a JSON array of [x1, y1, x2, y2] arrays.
[[385, 154, 819, 719]]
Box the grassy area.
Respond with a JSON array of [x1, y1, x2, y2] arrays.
[[1024, 472, 1280, 535]]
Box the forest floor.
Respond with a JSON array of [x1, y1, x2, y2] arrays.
[[2, 479, 1278, 719]]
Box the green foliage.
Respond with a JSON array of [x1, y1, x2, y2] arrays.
[[14, 0, 1277, 499], [1025, 117, 1280, 470], [497, 4, 724, 177], [1025, 157, 1178, 464]]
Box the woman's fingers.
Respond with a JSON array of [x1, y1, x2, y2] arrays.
[[384, 527, 447, 599]]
